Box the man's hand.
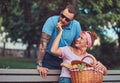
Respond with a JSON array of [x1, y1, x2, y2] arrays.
[[37, 66, 49, 78]]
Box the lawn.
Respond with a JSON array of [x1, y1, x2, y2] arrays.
[[0, 56, 120, 69], [0, 56, 36, 69]]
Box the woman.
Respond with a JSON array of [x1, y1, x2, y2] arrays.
[[51, 23, 107, 83]]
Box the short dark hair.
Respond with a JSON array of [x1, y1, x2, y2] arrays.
[[65, 4, 77, 18]]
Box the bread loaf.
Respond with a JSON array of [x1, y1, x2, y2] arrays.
[[61, 62, 72, 69]]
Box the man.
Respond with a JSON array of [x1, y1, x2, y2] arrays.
[[37, 4, 82, 78]]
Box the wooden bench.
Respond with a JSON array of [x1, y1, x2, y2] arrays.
[[0, 69, 120, 83]]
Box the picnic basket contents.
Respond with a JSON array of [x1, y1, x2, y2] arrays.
[[61, 55, 104, 83]]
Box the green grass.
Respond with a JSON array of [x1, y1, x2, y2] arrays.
[[0, 56, 120, 70], [0, 56, 36, 69]]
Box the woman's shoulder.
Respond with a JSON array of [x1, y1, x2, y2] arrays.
[[60, 46, 72, 53], [61, 46, 70, 50], [86, 53, 93, 56]]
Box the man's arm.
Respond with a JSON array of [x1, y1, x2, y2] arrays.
[[37, 32, 51, 64]]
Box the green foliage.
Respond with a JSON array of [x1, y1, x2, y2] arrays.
[[77, 0, 120, 29], [0, 17, 3, 28]]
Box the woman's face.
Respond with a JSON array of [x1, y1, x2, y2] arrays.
[[74, 33, 88, 48]]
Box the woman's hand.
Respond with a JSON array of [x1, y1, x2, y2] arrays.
[[37, 66, 49, 78], [94, 61, 107, 75], [56, 21, 63, 32]]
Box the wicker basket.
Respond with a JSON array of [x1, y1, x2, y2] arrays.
[[70, 56, 103, 83]]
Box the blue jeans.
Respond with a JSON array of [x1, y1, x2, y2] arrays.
[[59, 77, 72, 83], [42, 52, 63, 69]]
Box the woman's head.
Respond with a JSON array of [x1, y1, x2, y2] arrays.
[[74, 31, 98, 48]]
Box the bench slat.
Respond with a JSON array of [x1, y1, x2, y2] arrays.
[[0, 69, 120, 75], [104, 75, 120, 81], [0, 75, 120, 82], [0, 75, 59, 82], [0, 69, 60, 75], [107, 70, 120, 75]]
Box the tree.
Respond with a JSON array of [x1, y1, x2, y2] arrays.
[[77, 0, 120, 45]]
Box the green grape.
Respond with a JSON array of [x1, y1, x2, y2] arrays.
[[81, 63, 86, 70], [78, 64, 82, 71], [77, 63, 86, 71]]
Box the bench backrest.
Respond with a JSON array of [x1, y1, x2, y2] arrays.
[[0, 69, 120, 83]]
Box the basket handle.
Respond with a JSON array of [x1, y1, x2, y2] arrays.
[[81, 55, 97, 66]]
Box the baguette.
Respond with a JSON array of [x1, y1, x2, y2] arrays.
[[60, 62, 72, 69]]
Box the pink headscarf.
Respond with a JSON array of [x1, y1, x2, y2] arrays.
[[81, 31, 92, 48]]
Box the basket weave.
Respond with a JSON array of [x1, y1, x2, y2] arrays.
[[70, 56, 103, 83], [71, 70, 103, 83]]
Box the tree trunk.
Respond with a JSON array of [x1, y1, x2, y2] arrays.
[[71, 0, 78, 10], [21, 0, 32, 23], [1, 42, 5, 56], [20, 0, 32, 58], [25, 44, 33, 58]]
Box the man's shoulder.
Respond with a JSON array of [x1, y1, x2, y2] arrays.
[[72, 19, 80, 24], [46, 15, 59, 24], [69, 20, 81, 28], [48, 15, 59, 20]]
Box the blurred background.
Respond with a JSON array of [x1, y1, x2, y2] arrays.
[[0, 0, 120, 69]]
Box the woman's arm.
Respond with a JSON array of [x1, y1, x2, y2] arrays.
[[51, 22, 63, 57], [89, 55, 108, 75]]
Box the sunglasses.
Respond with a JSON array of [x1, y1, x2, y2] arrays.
[[60, 14, 71, 22]]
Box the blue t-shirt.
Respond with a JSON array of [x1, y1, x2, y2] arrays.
[[42, 16, 82, 54]]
